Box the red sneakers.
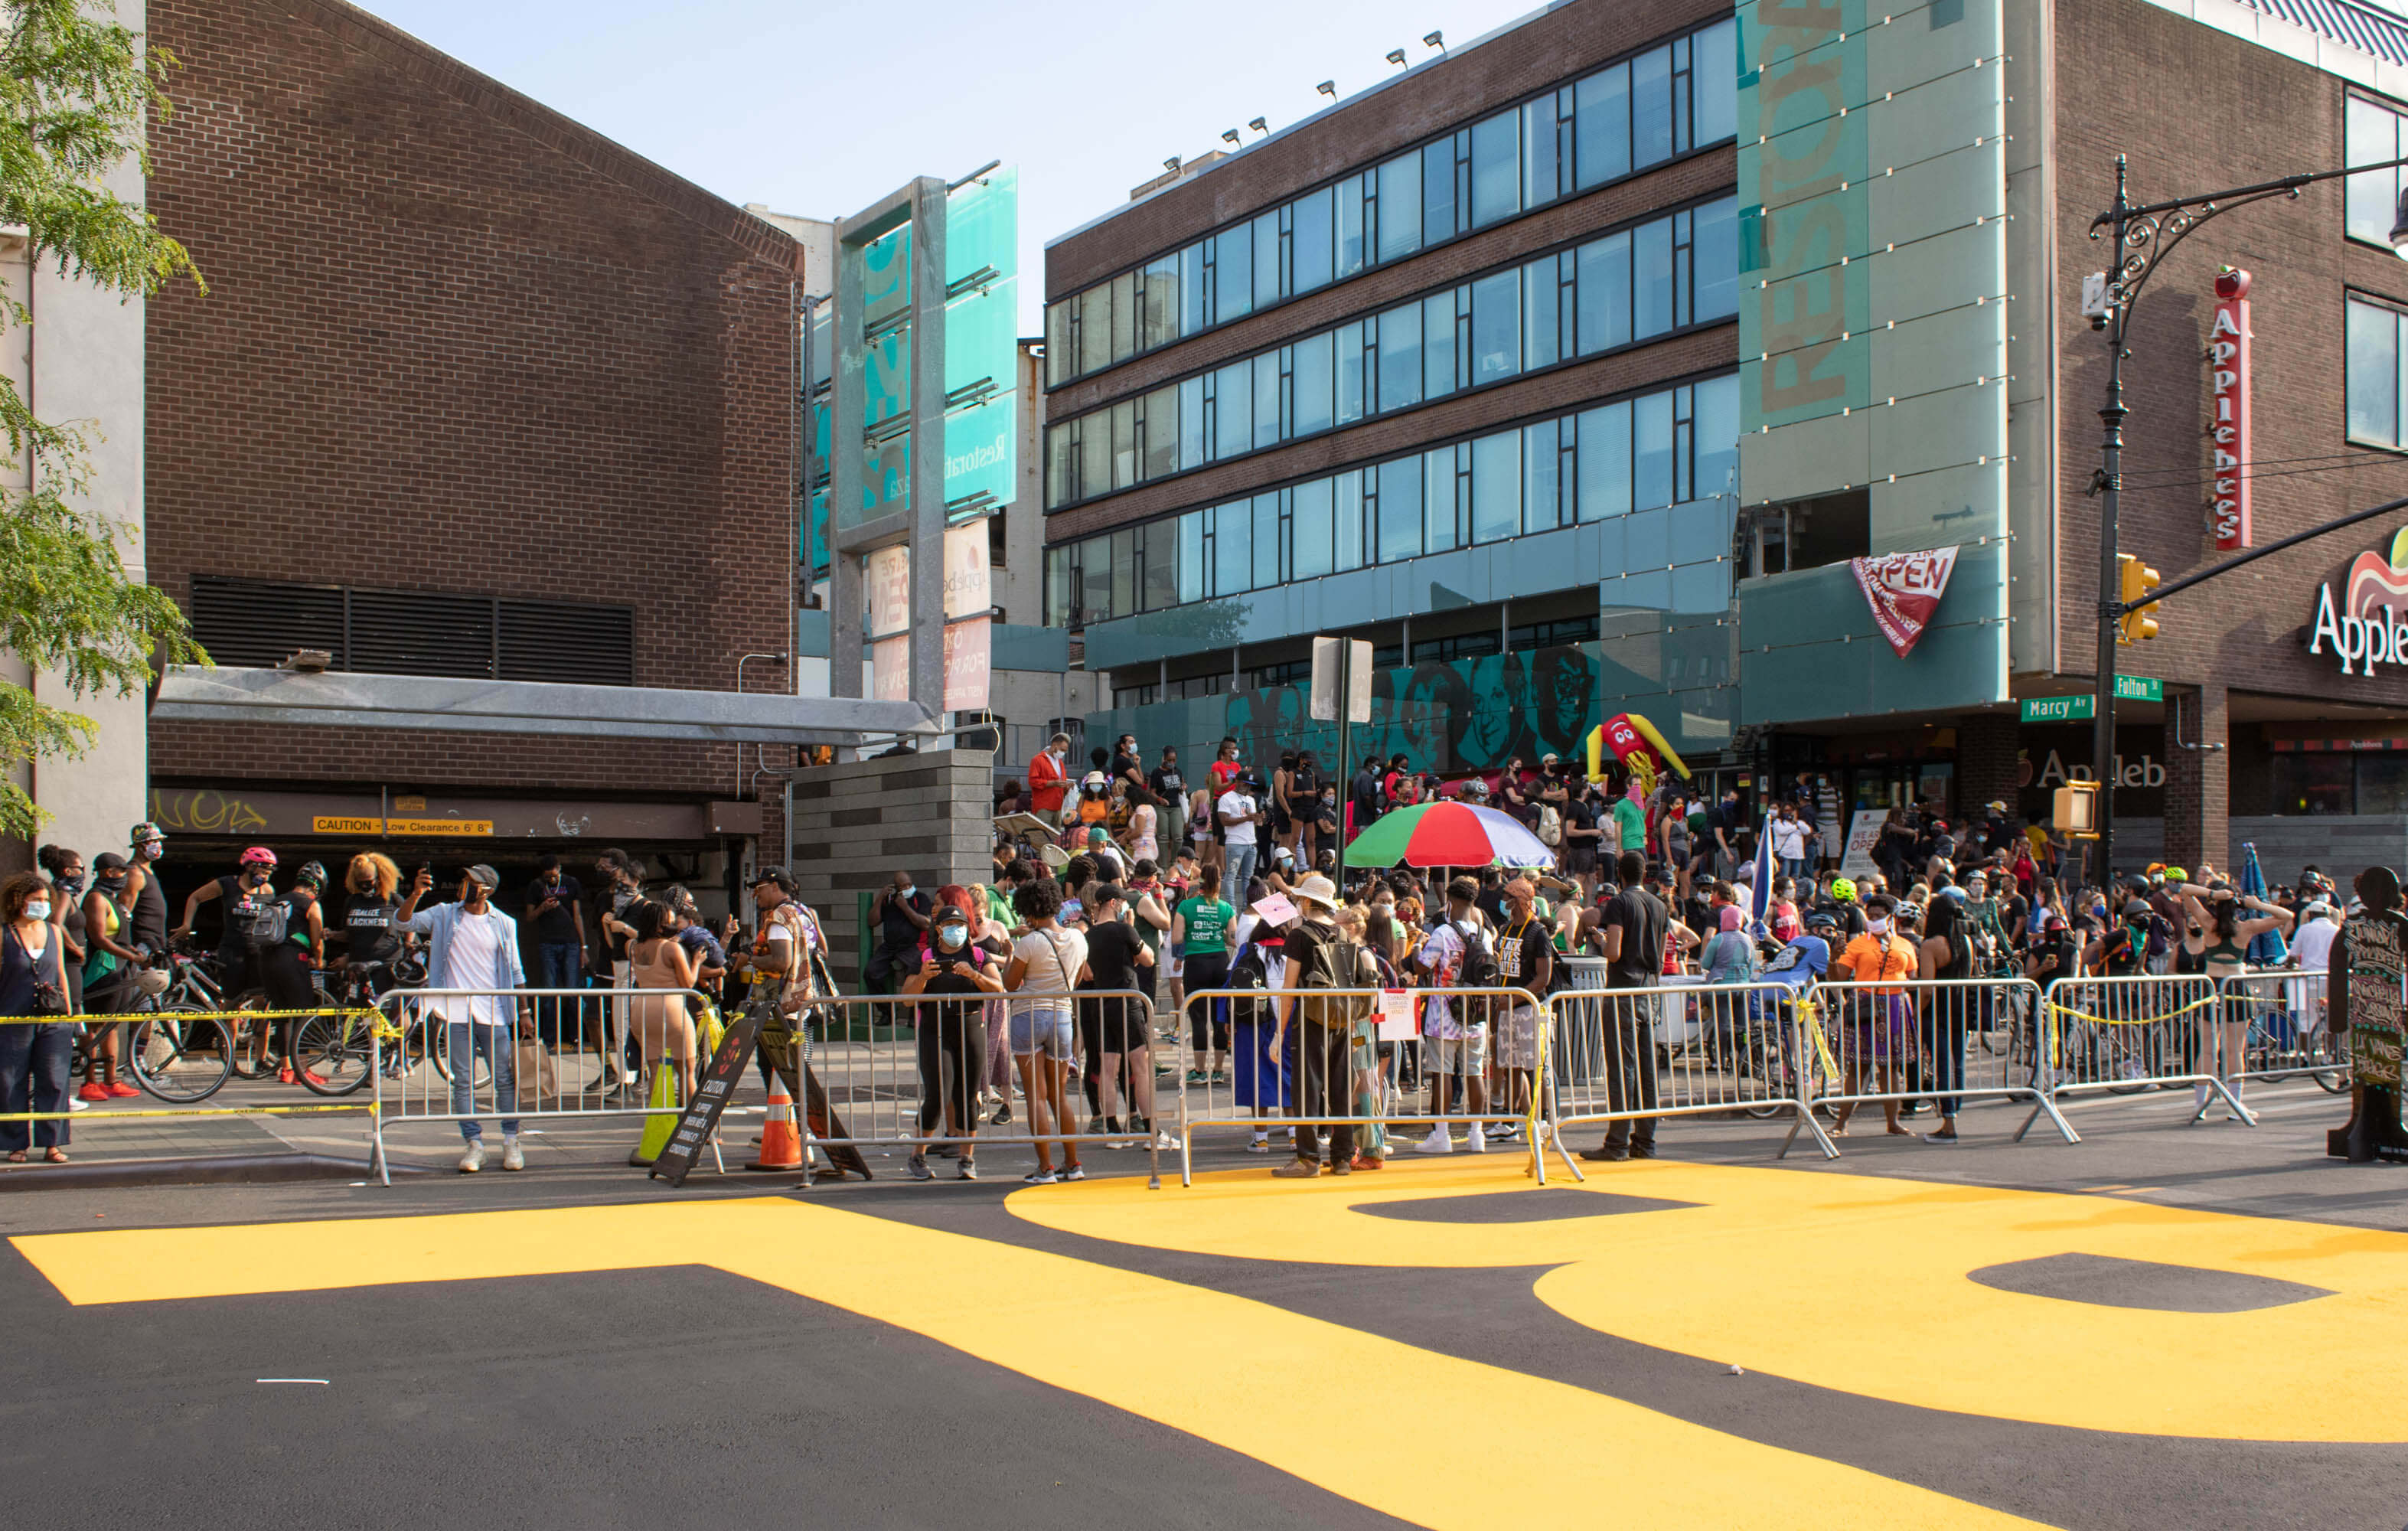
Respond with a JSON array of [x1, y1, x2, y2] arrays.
[[106, 1082, 139, 1098], [75, 1082, 112, 1103]]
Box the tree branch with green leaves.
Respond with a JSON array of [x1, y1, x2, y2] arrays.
[[0, 0, 206, 840]]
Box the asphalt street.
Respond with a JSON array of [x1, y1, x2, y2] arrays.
[[2, 1079, 2403, 1529]]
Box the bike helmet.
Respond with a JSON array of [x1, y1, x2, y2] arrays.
[[1829, 876, 1858, 903], [294, 860, 328, 889], [1803, 909, 1840, 932], [240, 846, 278, 868], [1891, 901, 1923, 927], [129, 821, 166, 847]]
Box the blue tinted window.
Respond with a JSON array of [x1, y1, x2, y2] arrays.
[[1525, 253, 1563, 371], [1522, 96, 1560, 208], [1215, 232, 1252, 325], [1694, 374, 1739, 503], [1425, 447, 1459, 553], [1336, 176, 1366, 278], [1179, 377, 1206, 469], [1694, 21, 1736, 143], [1178, 513, 1203, 603], [1253, 351, 1281, 451], [1634, 389, 1675, 509], [1470, 270, 1519, 385], [1377, 456, 1422, 562], [1574, 63, 1630, 189], [1577, 230, 1631, 354], [1336, 321, 1365, 425], [1215, 501, 1251, 595], [1692, 197, 1738, 322], [1254, 213, 1281, 309], [1293, 331, 1334, 437], [1377, 302, 1422, 411], [1472, 431, 1520, 543], [1214, 361, 1251, 460], [1470, 111, 1519, 227], [1635, 217, 1674, 338], [1254, 492, 1281, 589], [1378, 153, 1421, 262], [1334, 470, 1364, 571], [1293, 188, 1333, 294], [1424, 139, 1458, 245], [1633, 48, 1672, 166], [1523, 421, 1561, 534], [1178, 243, 1206, 336], [1292, 477, 1333, 578], [1424, 292, 1458, 400], [1578, 400, 1633, 521]]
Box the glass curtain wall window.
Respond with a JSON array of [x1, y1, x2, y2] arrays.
[[1042, 374, 1738, 626], [1044, 195, 1739, 508], [2345, 292, 2408, 449], [1041, 18, 1737, 387], [2346, 95, 2408, 250]]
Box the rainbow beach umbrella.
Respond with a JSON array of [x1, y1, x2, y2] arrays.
[[1343, 800, 1555, 870]]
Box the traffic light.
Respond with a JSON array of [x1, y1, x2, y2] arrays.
[[2117, 553, 2161, 643]]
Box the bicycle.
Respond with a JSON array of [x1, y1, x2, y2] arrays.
[[119, 946, 237, 1103], [290, 958, 425, 1097]]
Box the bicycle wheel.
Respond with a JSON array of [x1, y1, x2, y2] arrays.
[[429, 1020, 492, 1092], [128, 1004, 233, 1102], [2315, 1030, 2352, 1095], [291, 1012, 376, 1096], [226, 1001, 279, 1081]]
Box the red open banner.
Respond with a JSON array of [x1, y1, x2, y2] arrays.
[[1849, 546, 1959, 658]]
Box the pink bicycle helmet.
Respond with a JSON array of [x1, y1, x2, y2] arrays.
[[240, 846, 278, 868]]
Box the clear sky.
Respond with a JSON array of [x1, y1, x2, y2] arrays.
[[351, 0, 1548, 331]]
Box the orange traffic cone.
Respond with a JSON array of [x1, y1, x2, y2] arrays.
[[747, 1072, 803, 1171]]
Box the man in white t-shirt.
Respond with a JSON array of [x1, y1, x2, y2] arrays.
[[396, 863, 528, 1174], [2286, 900, 2340, 1040], [1413, 877, 1492, 1154], [1219, 775, 1265, 903]]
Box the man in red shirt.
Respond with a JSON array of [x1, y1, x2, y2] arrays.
[[1027, 733, 1071, 825]]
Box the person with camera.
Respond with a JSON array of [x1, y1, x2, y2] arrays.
[[0, 871, 76, 1163], [902, 892, 1003, 1181], [396, 863, 530, 1173]]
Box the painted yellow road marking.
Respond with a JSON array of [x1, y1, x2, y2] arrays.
[[1011, 1158, 2408, 1441], [12, 1196, 2054, 1528]]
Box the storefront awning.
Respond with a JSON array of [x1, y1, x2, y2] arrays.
[[149, 666, 936, 746]]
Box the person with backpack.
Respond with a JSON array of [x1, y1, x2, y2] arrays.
[[1269, 874, 1380, 1179], [1490, 876, 1555, 1144], [1225, 916, 1292, 1154], [1414, 876, 1496, 1154], [174, 847, 322, 1082]]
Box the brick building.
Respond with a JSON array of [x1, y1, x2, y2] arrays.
[[137, 0, 808, 912], [1041, 0, 2408, 880]]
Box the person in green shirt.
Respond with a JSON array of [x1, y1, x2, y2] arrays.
[[1612, 791, 1648, 856], [1170, 863, 1236, 1084]]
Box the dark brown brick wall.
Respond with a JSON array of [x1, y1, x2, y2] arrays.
[[145, 0, 801, 802], [2054, 0, 2408, 714], [1046, 0, 1729, 301]]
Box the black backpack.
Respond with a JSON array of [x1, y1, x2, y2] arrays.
[[1452, 919, 1499, 990], [227, 891, 289, 952], [1225, 942, 1274, 1027]]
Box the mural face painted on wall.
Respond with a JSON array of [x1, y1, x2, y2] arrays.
[[1203, 644, 1614, 779]]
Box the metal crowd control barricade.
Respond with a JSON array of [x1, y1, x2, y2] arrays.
[[1173, 984, 1548, 1187], [1545, 978, 1839, 1170], [2220, 970, 2350, 1092], [368, 986, 725, 1183], [2031, 971, 2253, 1128], [0, 1007, 387, 1141], [1806, 975, 2075, 1144], [799, 988, 1171, 1188]]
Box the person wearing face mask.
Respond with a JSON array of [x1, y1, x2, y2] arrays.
[[76, 853, 142, 1100], [1027, 731, 1072, 827], [867, 870, 933, 994], [176, 847, 321, 1080], [902, 895, 1003, 1180], [396, 863, 531, 1173], [0, 872, 76, 1163], [1830, 894, 1920, 1137]]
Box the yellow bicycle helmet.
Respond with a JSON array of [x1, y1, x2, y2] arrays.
[[1830, 876, 1858, 903]]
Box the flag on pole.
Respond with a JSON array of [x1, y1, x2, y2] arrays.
[[2240, 841, 2288, 966], [1745, 810, 1776, 940]]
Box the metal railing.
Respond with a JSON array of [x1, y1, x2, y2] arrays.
[[2220, 970, 2350, 1091], [797, 987, 1173, 1188], [1806, 976, 2076, 1144], [2031, 972, 2253, 1128], [367, 986, 726, 1183], [1174, 985, 1550, 1186], [1545, 978, 1840, 1169]]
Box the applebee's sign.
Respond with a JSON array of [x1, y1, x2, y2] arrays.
[[2207, 267, 2251, 550], [2308, 527, 2408, 677]]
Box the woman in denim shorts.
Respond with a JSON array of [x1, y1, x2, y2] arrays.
[[1003, 876, 1088, 1185]]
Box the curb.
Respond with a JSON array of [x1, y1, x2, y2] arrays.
[[0, 1152, 426, 1192]]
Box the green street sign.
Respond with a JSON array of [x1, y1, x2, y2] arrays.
[[2021, 695, 2093, 723], [2114, 674, 2163, 703]]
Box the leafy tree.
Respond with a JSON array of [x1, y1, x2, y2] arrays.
[[0, 0, 204, 838]]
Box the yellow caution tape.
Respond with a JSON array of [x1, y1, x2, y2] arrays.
[[2041, 994, 2224, 1028]]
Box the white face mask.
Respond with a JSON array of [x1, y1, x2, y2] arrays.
[[1867, 916, 1890, 934], [24, 901, 51, 922]]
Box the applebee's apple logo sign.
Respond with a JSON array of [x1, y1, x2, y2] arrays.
[[2308, 527, 2408, 677]]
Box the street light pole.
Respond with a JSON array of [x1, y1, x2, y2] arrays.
[[2085, 151, 2408, 873]]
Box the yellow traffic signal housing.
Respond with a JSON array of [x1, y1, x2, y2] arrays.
[[2117, 553, 2161, 643]]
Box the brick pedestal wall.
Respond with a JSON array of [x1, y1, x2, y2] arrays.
[[2161, 683, 2230, 873]]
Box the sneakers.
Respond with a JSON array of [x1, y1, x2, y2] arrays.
[[1349, 1152, 1384, 1171], [958, 1159, 979, 1180], [1087, 1115, 1107, 1135], [106, 1081, 139, 1098], [1581, 1144, 1630, 1162], [1153, 1130, 1182, 1151], [1415, 1125, 1455, 1154], [458, 1141, 485, 1174], [276, 1065, 295, 1085], [993, 1103, 1013, 1125], [1245, 1134, 1271, 1154], [500, 1137, 525, 1171], [1271, 1158, 1320, 1178], [1467, 1124, 1489, 1154], [1023, 1167, 1059, 1185], [1330, 1157, 1352, 1176], [1060, 1164, 1088, 1182], [1186, 1069, 1206, 1085], [1630, 1141, 1659, 1160], [75, 1082, 111, 1104], [908, 1154, 935, 1181]]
